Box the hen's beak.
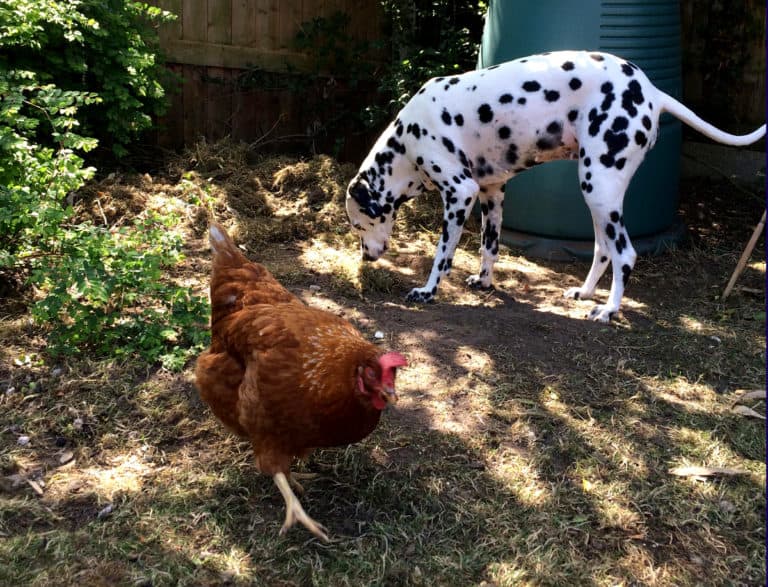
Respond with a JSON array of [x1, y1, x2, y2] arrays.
[[381, 386, 398, 404]]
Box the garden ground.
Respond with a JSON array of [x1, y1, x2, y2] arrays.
[[1, 140, 765, 586]]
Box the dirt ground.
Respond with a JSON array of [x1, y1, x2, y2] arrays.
[[0, 141, 765, 586]]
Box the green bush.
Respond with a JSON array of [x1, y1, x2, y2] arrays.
[[1, 0, 174, 157], [0, 2, 208, 369], [364, 0, 487, 126]]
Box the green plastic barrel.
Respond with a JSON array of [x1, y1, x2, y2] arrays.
[[478, 0, 684, 258]]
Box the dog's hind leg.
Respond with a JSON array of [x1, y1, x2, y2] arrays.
[[406, 178, 480, 303], [467, 182, 506, 290], [577, 167, 638, 322]]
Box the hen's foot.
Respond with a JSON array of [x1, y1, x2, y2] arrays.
[[274, 472, 329, 542]]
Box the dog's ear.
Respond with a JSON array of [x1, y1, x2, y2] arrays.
[[349, 181, 370, 204], [349, 181, 382, 218]]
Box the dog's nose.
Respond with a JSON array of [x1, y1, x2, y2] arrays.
[[362, 252, 377, 262]]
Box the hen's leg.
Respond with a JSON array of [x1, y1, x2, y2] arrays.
[[273, 472, 329, 542]]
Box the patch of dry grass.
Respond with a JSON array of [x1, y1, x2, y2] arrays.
[[1, 140, 764, 586]]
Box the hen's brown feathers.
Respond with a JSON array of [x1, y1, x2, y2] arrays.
[[195, 223, 390, 477]]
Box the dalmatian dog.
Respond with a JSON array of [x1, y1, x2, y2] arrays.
[[345, 50, 766, 322]]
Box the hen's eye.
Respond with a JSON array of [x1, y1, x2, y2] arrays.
[[364, 367, 376, 379]]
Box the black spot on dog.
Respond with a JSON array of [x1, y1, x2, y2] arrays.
[[600, 82, 615, 111], [600, 154, 615, 167], [621, 80, 644, 117], [610, 211, 620, 223], [441, 110, 452, 125], [537, 137, 556, 150], [588, 108, 608, 136], [498, 126, 511, 140], [568, 109, 578, 122], [386, 137, 406, 154], [432, 164, 442, 174], [569, 78, 582, 90], [562, 61, 575, 71], [478, 104, 494, 123], [606, 223, 616, 240], [615, 158, 626, 170], [416, 156, 424, 165], [586, 172, 592, 180], [611, 116, 629, 132], [590, 53, 605, 62], [506, 143, 519, 164], [600, 255, 608, 263], [547, 121, 562, 134], [407, 123, 422, 138], [375, 150, 395, 167], [642, 115, 652, 130], [522, 81, 541, 92], [454, 114, 464, 126], [442, 137, 455, 153], [634, 130, 647, 146], [616, 232, 627, 253], [622, 264, 632, 285], [621, 63, 634, 77], [603, 129, 629, 157], [449, 77, 460, 85], [499, 93, 513, 104], [584, 157, 591, 167], [544, 90, 560, 102]]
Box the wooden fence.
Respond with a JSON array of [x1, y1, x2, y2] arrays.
[[152, 0, 385, 158]]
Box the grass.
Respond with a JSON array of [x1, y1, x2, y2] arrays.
[[0, 139, 764, 586]]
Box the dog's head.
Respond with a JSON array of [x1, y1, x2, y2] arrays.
[[345, 177, 400, 262]]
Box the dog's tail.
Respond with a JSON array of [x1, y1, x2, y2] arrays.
[[658, 93, 765, 147]]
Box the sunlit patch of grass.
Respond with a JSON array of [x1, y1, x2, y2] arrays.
[[1, 147, 765, 586]]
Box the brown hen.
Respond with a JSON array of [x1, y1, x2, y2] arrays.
[[195, 223, 407, 541]]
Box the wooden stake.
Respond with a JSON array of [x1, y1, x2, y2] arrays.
[[722, 209, 766, 300]]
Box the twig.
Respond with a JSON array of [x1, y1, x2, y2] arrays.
[[722, 209, 766, 300]]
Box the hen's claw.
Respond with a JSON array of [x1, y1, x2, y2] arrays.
[[274, 472, 329, 542]]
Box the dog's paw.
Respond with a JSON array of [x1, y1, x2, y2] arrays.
[[588, 304, 617, 323], [564, 287, 593, 301], [405, 287, 436, 304], [466, 274, 493, 290]]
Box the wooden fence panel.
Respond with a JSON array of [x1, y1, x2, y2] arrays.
[[151, 0, 385, 156]]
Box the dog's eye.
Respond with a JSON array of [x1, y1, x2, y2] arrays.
[[353, 223, 362, 230]]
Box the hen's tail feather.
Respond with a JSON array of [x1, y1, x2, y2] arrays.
[[209, 222, 249, 268]]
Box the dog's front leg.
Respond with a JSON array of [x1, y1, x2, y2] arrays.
[[405, 180, 480, 303], [467, 183, 505, 290]]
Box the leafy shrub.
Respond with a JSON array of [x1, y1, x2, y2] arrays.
[[29, 213, 209, 370], [0, 2, 208, 369], [1, 0, 174, 157], [363, 0, 487, 127]]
